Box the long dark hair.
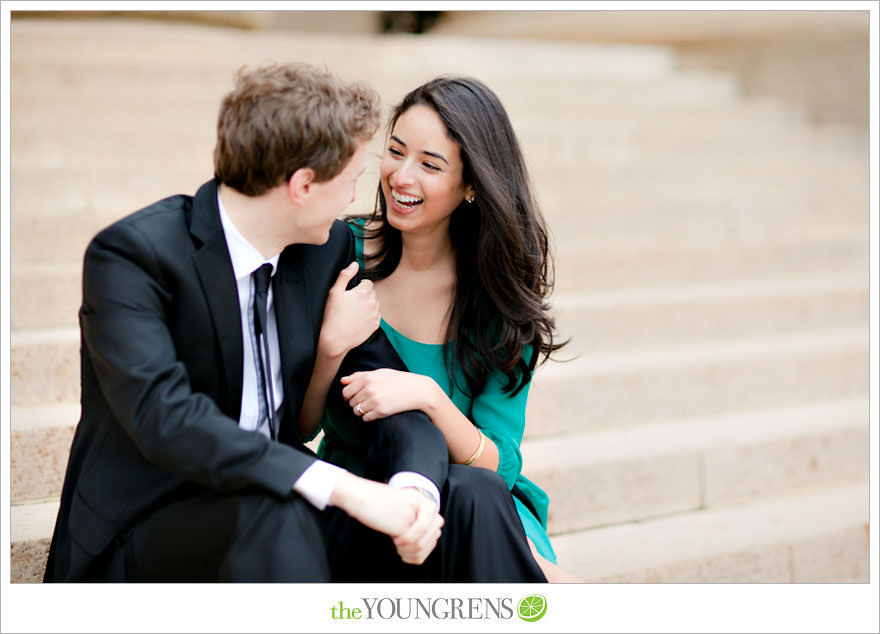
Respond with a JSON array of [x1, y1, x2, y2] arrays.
[[358, 76, 565, 397]]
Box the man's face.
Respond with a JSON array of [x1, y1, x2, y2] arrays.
[[297, 141, 368, 244]]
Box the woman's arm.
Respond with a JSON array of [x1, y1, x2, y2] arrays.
[[340, 369, 501, 470], [298, 261, 381, 440], [341, 344, 535, 484]]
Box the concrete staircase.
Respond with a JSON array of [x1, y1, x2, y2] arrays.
[[8, 17, 869, 583]]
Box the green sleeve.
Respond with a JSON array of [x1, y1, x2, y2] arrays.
[[470, 346, 534, 490]]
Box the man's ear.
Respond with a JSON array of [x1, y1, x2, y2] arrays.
[[287, 167, 316, 205]]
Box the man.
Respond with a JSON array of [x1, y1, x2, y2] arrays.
[[44, 63, 546, 582]]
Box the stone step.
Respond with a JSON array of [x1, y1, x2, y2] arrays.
[[522, 399, 868, 534], [554, 274, 868, 355], [10, 404, 80, 503], [551, 483, 869, 582], [10, 499, 58, 583], [11, 146, 865, 223], [525, 328, 868, 437], [528, 148, 866, 190], [10, 264, 82, 330], [11, 94, 860, 175], [12, 253, 868, 346], [12, 93, 817, 136], [12, 66, 743, 120], [11, 18, 681, 81], [514, 108, 860, 148], [10, 177, 869, 264], [12, 22, 763, 123], [10, 206, 866, 284], [552, 235, 868, 293], [10, 328, 81, 407], [12, 393, 867, 523], [10, 322, 868, 414], [532, 166, 867, 240], [18, 99, 849, 194], [14, 118, 862, 178], [11, 202, 869, 284], [22, 142, 868, 236], [8, 402, 324, 504], [11, 476, 869, 584], [429, 7, 868, 43], [11, 24, 758, 112]]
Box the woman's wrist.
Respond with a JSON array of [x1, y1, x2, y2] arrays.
[[420, 375, 444, 417], [317, 332, 349, 361]]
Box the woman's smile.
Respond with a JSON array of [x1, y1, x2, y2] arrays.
[[389, 188, 424, 213]]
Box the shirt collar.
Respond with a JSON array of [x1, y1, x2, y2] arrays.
[[217, 192, 280, 282]]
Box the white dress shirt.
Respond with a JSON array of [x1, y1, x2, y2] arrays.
[[217, 193, 439, 509]]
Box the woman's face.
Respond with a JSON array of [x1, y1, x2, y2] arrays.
[[380, 104, 474, 236]]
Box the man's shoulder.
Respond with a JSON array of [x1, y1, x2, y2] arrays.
[[328, 218, 356, 244], [84, 190, 207, 273], [279, 219, 355, 288], [92, 181, 217, 250], [96, 193, 191, 241]]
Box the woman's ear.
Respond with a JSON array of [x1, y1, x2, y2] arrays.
[[287, 167, 315, 205], [464, 184, 476, 204]]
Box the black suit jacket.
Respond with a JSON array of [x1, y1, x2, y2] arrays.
[[45, 180, 448, 581]]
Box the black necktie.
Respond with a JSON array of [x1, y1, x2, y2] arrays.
[[252, 263, 277, 440]]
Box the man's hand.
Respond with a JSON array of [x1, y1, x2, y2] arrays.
[[392, 489, 443, 565], [329, 471, 443, 565]]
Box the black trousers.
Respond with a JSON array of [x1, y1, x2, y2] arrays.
[[123, 466, 546, 583], [123, 488, 332, 582], [326, 465, 547, 583]]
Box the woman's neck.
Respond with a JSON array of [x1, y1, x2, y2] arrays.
[[398, 226, 455, 273]]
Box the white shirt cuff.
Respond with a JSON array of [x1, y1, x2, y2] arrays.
[[292, 460, 347, 510], [388, 471, 441, 508]]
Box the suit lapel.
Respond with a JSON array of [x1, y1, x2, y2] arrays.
[[189, 181, 244, 419], [273, 246, 316, 444]]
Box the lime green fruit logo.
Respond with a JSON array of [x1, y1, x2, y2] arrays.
[[517, 594, 547, 622]]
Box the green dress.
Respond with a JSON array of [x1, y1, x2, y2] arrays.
[[317, 220, 556, 564]]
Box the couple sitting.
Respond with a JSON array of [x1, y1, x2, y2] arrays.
[[45, 62, 573, 583]]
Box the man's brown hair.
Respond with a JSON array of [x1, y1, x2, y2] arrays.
[[214, 63, 380, 196]]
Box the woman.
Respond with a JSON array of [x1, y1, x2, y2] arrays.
[[302, 76, 574, 581]]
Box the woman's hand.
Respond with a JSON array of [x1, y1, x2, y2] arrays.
[[341, 369, 438, 422], [318, 262, 381, 360]]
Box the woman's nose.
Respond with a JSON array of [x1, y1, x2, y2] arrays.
[[392, 160, 415, 186]]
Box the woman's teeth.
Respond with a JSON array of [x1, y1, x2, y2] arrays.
[[392, 190, 423, 207]]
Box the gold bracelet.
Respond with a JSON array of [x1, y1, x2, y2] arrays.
[[462, 429, 486, 465]]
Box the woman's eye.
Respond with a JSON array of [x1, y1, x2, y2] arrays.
[[423, 162, 441, 171], [388, 147, 403, 157]]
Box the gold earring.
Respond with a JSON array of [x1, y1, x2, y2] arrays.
[[465, 193, 475, 204]]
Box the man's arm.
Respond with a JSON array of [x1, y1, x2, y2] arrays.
[[328, 469, 443, 565], [81, 220, 315, 495]]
